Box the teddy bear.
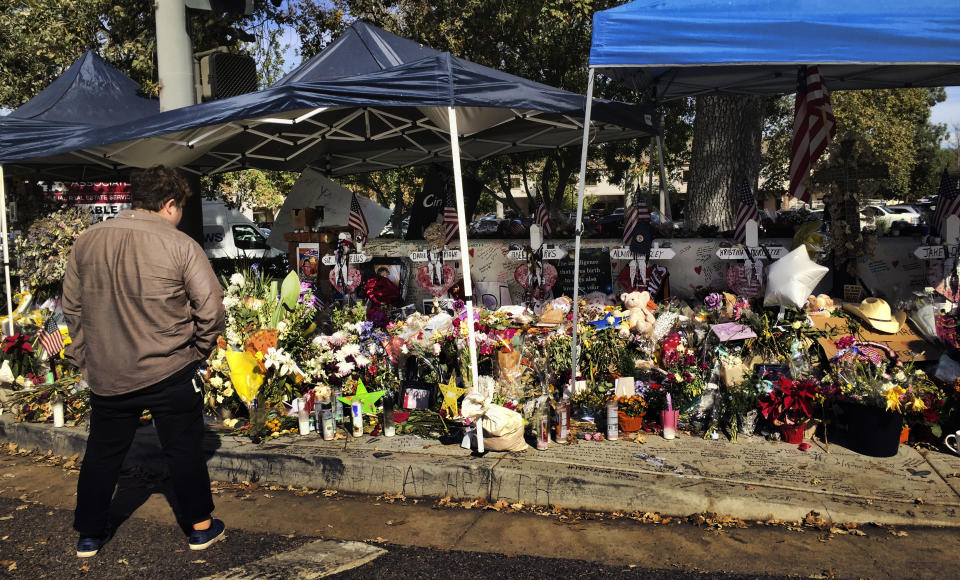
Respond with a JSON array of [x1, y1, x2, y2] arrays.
[[620, 290, 656, 336]]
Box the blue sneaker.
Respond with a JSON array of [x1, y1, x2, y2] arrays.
[[188, 519, 225, 550], [76, 536, 105, 558]]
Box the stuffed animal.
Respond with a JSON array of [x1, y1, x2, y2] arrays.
[[806, 293, 835, 313], [620, 290, 656, 336]]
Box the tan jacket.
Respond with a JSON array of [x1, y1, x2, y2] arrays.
[[63, 210, 225, 396]]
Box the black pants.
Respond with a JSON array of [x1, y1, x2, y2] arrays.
[[74, 362, 214, 538]]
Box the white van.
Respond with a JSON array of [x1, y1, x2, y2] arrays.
[[202, 200, 284, 259]]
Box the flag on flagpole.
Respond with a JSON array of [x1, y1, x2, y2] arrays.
[[37, 315, 64, 358], [932, 169, 960, 238], [348, 192, 369, 240], [621, 191, 650, 246], [789, 65, 836, 204], [534, 192, 554, 237], [442, 188, 458, 246], [734, 180, 760, 244]]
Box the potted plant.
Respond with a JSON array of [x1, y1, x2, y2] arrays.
[[824, 337, 937, 456], [758, 376, 819, 444], [615, 394, 647, 432]]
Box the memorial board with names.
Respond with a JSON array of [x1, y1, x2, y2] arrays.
[[409, 249, 461, 262], [555, 248, 612, 296], [716, 246, 788, 260], [321, 252, 371, 266], [913, 245, 959, 260], [506, 247, 566, 261], [610, 247, 676, 260]]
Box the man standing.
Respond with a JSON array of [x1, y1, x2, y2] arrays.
[[63, 166, 226, 557]]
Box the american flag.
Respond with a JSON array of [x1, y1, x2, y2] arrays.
[[442, 187, 458, 246], [932, 169, 960, 238], [37, 315, 64, 358], [534, 192, 554, 237], [621, 193, 650, 246], [789, 65, 836, 204], [348, 192, 369, 241], [734, 180, 760, 244]]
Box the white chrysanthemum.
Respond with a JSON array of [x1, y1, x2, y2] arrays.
[[354, 354, 371, 368], [222, 295, 240, 309], [368, 343, 377, 355], [328, 332, 349, 347], [337, 343, 362, 362], [336, 361, 356, 377], [229, 273, 245, 287]]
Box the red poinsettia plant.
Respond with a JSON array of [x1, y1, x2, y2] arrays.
[[758, 377, 820, 426]]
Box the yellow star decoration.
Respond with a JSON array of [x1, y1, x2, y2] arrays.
[[338, 378, 386, 415], [439, 375, 467, 417]]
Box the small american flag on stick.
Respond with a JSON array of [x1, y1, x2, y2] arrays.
[[37, 315, 64, 358], [348, 192, 369, 241], [534, 192, 554, 237], [789, 65, 836, 204], [734, 180, 760, 244], [443, 187, 458, 246], [932, 169, 960, 238]]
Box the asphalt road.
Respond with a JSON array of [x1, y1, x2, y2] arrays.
[[0, 494, 786, 580], [2, 444, 958, 579]]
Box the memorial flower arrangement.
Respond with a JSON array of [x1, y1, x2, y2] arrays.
[[823, 337, 939, 421], [613, 394, 646, 417], [202, 269, 316, 416], [15, 207, 92, 301]]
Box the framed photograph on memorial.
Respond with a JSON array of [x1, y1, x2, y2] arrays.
[[402, 388, 430, 410]]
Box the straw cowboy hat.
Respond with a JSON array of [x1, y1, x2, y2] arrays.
[[842, 297, 906, 334]]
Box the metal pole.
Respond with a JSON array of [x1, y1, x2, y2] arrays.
[[155, 0, 196, 111], [0, 166, 14, 336], [570, 68, 596, 394]]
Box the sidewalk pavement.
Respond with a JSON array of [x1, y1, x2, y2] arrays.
[[3, 415, 960, 527]]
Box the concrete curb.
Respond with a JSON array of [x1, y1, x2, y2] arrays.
[[3, 416, 960, 527]]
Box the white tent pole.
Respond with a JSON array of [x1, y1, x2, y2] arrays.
[[447, 107, 480, 390], [570, 68, 596, 394], [0, 166, 14, 337], [656, 131, 671, 221], [155, 0, 195, 111]]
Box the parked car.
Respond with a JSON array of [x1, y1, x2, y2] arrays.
[[862, 205, 920, 230]]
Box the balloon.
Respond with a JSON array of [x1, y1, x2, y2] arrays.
[[224, 350, 265, 405], [764, 247, 828, 308]]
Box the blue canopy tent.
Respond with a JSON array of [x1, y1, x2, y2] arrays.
[[569, 0, 960, 384], [0, 51, 157, 333], [0, 22, 657, 406]]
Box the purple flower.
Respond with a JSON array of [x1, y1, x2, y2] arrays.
[[704, 292, 723, 312]]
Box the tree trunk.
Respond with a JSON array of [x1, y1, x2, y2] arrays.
[[686, 95, 765, 230]]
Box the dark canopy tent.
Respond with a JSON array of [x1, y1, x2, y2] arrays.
[[569, 0, 960, 379], [0, 51, 158, 333], [0, 22, 657, 414], [0, 22, 656, 177], [0, 50, 158, 180]]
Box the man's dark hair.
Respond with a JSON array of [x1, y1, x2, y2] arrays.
[[129, 166, 192, 211]]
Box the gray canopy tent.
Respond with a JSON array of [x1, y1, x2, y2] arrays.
[[570, 0, 960, 384]]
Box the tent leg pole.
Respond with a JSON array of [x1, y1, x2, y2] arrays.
[[570, 68, 596, 397], [0, 166, 13, 337], [447, 106, 483, 451], [656, 132, 670, 221]]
